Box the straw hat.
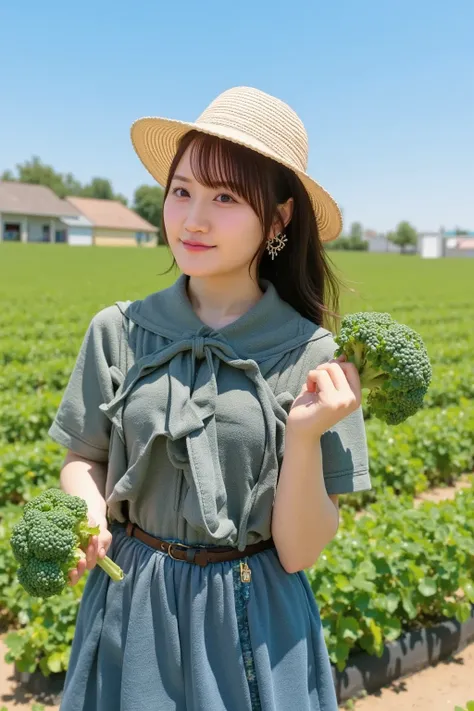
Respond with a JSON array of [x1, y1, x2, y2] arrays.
[[130, 86, 342, 242]]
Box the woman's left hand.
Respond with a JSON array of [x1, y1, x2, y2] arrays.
[[287, 355, 362, 440]]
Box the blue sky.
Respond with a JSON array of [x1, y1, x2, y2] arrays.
[[1, 0, 472, 233]]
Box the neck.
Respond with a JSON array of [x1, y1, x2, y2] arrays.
[[186, 273, 264, 330]]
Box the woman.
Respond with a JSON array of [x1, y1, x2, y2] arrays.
[[49, 86, 371, 710]]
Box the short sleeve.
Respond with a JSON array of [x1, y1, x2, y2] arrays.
[[48, 306, 122, 462], [298, 331, 372, 496], [320, 406, 371, 495]]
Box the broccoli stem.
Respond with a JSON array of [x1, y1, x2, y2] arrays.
[[346, 343, 388, 390], [350, 341, 366, 370], [97, 556, 124, 581], [74, 547, 124, 581], [359, 368, 388, 390], [77, 522, 124, 580]]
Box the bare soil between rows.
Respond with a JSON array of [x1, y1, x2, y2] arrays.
[[344, 642, 474, 710]]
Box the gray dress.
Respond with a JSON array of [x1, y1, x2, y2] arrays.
[[48, 274, 371, 710]]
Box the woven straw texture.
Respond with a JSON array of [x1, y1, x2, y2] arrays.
[[130, 86, 342, 242]]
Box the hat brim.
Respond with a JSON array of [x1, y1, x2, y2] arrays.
[[130, 116, 342, 242]]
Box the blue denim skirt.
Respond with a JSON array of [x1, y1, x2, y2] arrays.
[[59, 523, 338, 710]]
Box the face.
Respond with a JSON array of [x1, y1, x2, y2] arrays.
[[163, 143, 265, 280]]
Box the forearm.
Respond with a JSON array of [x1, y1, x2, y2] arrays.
[[271, 427, 339, 573], [59, 451, 108, 526]]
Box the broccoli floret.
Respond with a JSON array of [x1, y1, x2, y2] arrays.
[[18, 559, 68, 598], [43, 508, 76, 531], [334, 312, 432, 425], [24, 488, 87, 523], [10, 520, 30, 565], [27, 517, 77, 563], [11, 488, 124, 598]]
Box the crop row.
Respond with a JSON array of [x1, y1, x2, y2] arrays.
[[2, 359, 473, 417], [2, 480, 473, 675], [1, 397, 473, 507], [308, 479, 474, 670]]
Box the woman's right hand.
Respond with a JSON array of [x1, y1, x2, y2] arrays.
[[68, 515, 113, 587]]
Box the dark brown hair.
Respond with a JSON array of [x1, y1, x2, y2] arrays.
[[160, 130, 347, 333]]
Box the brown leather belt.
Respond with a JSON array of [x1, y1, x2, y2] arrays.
[[125, 521, 275, 567]]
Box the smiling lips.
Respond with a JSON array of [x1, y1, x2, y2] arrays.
[[181, 240, 216, 252]]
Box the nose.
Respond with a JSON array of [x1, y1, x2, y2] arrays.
[[183, 199, 210, 234]]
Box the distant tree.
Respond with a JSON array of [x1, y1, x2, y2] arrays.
[[325, 235, 368, 252], [81, 177, 128, 205], [133, 185, 165, 242], [2, 157, 127, 204], [334, 221, 367, 250], [2, 156, 69, 197], [349, 222, 363, 240], [454, 226, 468, 235], [62, 172, 83, 196], [387, 221, 418, 254]]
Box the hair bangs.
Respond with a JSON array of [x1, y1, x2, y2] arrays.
[[187, 132, 266, 222]]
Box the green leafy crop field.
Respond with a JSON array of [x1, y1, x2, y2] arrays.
[[1, 243, 473, 675]]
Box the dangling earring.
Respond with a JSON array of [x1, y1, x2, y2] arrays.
[[266, 232, 287, 260]]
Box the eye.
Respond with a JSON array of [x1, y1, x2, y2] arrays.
[[171, 187, 189, 198], [170, 187, 237, 203], [215, 193, 236, 204]]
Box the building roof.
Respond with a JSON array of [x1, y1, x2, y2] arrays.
[[61, 214, 93, 228], [457, 238, 474, 250], [66, 196, 156, 232], [0, 181, 81, 218]]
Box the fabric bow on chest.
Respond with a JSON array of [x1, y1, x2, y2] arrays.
[[99, 327, 289, 550]]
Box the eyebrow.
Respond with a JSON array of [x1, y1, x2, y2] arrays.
[[171, 174, 192, 183], [170, 174, 234, 192]]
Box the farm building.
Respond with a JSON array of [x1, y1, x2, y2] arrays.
[[363, 231, 401, 253], [418, 231, 474, 259], [66, 196, 157, 247], [363, 228, 474, 258], [0, 181, 85, 244], [0, 182, 157, 247]]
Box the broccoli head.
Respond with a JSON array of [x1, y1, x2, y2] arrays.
[[11, 488, 124, 598], [18, 558, 70, 598], [334, 311, 432, 425]]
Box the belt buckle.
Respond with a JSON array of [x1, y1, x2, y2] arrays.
[[168, 542, 193, 561]]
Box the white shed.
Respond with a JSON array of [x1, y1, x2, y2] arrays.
[[418, 232, 443, 259], [60, 215, 93, 246]]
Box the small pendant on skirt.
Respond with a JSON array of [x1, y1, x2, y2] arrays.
[[240, 560, 252, 583]]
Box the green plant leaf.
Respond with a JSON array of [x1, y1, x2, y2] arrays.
[[47, 651, 63, 674], [418, 578, 437, 597], [463, 582, 474, 603], [338, 616, 359, 641], [455, 602, 472, 624], [401, 592, 418, 618], [386, 592, 400, 613], [4, 632, 24, 655], [382, 616, 402, 641]]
